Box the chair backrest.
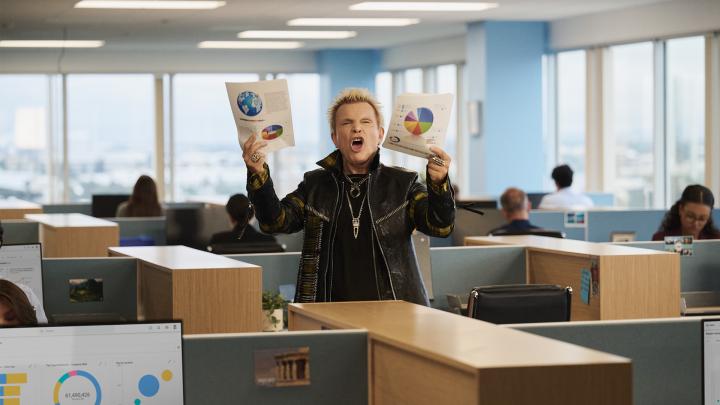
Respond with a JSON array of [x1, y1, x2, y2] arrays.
[[467, 284, 572, 324], [489, 228, 566, 238], [208, 242, 285, 254]]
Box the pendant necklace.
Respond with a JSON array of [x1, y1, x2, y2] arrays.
[[345, 190, 366, 239], [344, 174, 369, 199]]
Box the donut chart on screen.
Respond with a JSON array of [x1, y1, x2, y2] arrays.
[[403, 107, 434, 136], [53, 370, 102, 405]]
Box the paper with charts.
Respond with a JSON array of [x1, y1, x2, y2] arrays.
[[226, 79, 295, 153], [382, 93, 453, 159]]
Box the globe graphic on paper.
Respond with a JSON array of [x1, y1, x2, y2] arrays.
[[237, 91, 263, 117]]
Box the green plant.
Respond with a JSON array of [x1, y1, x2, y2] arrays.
[[262, 290, 287, 327]]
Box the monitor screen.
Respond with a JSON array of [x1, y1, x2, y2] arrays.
[[0, 322, 183, 404], [0, 243, 43, 308], [704, 319, 720, 404], [91, 194, 130, 218]]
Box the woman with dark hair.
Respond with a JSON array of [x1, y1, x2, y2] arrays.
[[208, 193, 279, 250], [116, 175, 163, 217], [652, 184, 720, 240], [0, 279, 38, 326]]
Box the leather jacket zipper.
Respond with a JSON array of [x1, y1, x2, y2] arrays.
[[367, 172, 397, 300]]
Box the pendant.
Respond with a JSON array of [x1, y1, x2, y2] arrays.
[[352, 218, 360, 239], [349, 185, 361, 198]]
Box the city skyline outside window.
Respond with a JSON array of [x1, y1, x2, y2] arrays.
[[556, 50, 587, 191]]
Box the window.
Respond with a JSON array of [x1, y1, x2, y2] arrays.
[[171, 73, 259, 201], [66, 74, 155, 202], [273, 73, 322, 196], [0, 75, 54, 202], [605, 42, 654, 208], [666, 36, 705, 202], [556, 50, 586, 191], [436, 64, 459, 183]]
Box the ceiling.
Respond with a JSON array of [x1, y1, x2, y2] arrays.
[[0, 0, 674, 50]]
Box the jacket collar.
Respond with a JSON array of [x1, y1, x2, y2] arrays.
[[317, 149, 381, 176]]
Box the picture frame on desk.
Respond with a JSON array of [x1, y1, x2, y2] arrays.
[[610, 231, 636, 243]]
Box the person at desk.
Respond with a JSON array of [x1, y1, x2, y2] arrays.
[[0, 279, 38, 326], [208, 193, 279, 247], [241, 88, 455, 305], [539, 164, 594, 210], [653, 184, 720, 240], [116, 175, 163, 217], [488, 188, 540, 235]]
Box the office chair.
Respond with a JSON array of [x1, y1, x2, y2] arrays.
[[488, 228, 566, 238], [467, 284, 572, 324], [208, 242, 285, 254]]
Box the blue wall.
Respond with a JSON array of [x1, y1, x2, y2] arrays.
[[317, 50, 382, 151], [466, 21, 547, 196]]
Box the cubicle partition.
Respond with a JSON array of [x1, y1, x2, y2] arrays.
[[586, 210, 665, 242], [108, 216, 167, 245], [428, 246, 526, 311], [227, 252, 300, 292], [528, 211, 586, 240], [42, 257, 137, 322], [0, 219, 39, 244], [41, 203, 92, 215], [184, 330, 368, 405], [614, 240, 720, 291], [511, 316, 713, 405]]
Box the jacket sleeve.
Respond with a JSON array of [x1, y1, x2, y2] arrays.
[[246, 164, 306, 234], [408, 170, 455, 238]]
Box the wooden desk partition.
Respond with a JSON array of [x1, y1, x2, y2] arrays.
[[25, 213, 119, 257], [0, 199, 42, 220], [290, 301, 631, 405], [109, 245, 262, 334], [465, 235, 680, 320]]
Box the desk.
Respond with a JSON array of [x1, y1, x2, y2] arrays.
[[25, 213, 119, 257], [0, 199, 42, 220], [109, 245, 262, 334], [289, 301, 631, 405], [465, 235, 680, 320]]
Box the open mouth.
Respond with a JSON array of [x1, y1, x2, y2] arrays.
[[351, 137, 364, 152]]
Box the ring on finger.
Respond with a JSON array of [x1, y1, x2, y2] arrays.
[[430, 156, 445, 167], [250, 152, 262, 163]]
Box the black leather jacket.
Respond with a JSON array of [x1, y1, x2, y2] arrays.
[[247, 150, 455, 305]]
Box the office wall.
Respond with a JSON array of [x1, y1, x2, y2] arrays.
[[382, 35, 466, 71], [551, 0, 720, 50], [466, 21, 547, 196], [0, 49, 317, 74]]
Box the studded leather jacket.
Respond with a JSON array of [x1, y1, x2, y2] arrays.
[[247, 150, 455, 305]]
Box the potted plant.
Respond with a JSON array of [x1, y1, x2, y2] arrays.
[[262, 290, 286, 332]]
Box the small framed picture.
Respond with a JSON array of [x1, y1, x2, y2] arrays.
[[664, 236, 694, 256], [611, 232, 636, 243], [255, 347, 311, 388], [69, 278, 104, 303]]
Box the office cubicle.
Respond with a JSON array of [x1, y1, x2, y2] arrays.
[[0, 219, 39, 244]]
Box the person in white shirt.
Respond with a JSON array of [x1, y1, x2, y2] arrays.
[[538, 164, 594, 210]]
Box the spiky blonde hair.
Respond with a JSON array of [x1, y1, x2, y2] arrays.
[[327, 88, 384, 133]]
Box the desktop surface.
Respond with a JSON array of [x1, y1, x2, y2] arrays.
[[0, 322, 184, 404]]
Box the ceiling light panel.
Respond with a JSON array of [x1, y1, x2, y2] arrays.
[[74, 1, 226, 10], [349, 2, 498, 11], [0, 40, 105, 48], [198, 41, 304, 49], [288, 18, 419, 27], [238, 31, 357, 39]]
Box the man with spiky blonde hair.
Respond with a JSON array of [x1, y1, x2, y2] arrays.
[[241, 88, 455, 305]]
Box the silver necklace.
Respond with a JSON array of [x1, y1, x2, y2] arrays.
[[345, 189, 366, 239], [344, 174, 369, 198]]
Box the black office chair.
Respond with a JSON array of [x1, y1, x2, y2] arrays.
[[488, 228, 566, 238], [467, 284, 572, 324], [208, 242, 285, 254]]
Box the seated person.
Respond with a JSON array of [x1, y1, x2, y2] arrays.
[[488, 188, 541, 235], [538, 164, 594, 210], [116, 175, 164, 217], [653, 184, 720, 240], [208, 193, 280, 249], [0, 279, 38, 326]]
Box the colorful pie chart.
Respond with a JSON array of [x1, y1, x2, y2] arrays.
[[261, 125, 284, 140], [403, 107, 434, 136]]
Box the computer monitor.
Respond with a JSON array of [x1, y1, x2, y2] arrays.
[[0, 243, 45, 320], [91, 194, 130, 218], [0, 322, 184, 404], [526, 192, 549, 209], [704, 319, 720, 404]]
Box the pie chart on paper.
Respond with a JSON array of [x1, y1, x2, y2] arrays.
[[261, 124, 284, 140], [403, 107, 434, 136]]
